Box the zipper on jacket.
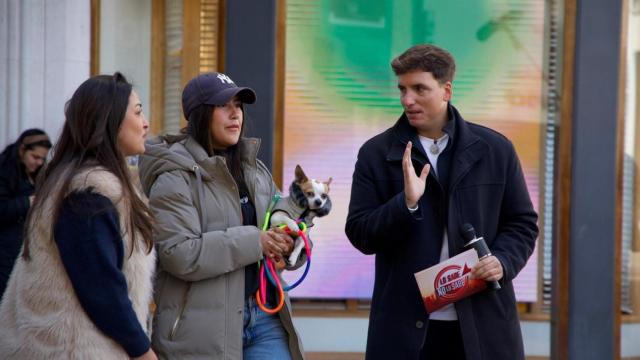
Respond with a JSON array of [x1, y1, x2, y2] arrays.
[[224, 274, 230, 355], [169, 284, 191, 340]]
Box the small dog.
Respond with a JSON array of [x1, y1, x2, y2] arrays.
[[270, 165, 332, 265]]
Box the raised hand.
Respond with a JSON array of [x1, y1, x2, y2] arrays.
[[402, 141, 430, 208]]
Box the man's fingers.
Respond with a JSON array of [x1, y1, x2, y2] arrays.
[[404, 141, 413, 159], [472, 259, 491, 276], [473, 267, 493, 281], [471, 256, 503, 281], [471, 265, 485, 279], [419, 164, 431, 182], [402, 142, 413, 170]]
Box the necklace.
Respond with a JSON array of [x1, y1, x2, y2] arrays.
[[429, 140, 440, 155], [427, 134, 449, 155]]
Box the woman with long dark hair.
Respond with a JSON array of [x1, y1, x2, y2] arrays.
[[0, 128, 51, 297], [139, 72, 305, 359], [0, 73, 157, 360]]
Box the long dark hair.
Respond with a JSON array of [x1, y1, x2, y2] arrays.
[[187, 104, 249, 195], [23, 72, 153, 259], [0, 128, 52, 191]]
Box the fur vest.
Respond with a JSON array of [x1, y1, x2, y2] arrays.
[[0, 167, 156, 359]]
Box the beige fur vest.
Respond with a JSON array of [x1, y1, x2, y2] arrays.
[[0, 167, 156, 359]]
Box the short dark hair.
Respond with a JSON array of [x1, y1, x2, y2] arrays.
[[391, 44, 456, 83]]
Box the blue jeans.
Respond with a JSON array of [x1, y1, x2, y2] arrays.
[[243, 297, 292, 360]]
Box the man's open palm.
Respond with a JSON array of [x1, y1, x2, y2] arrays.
[[402, 141, 430, 208]]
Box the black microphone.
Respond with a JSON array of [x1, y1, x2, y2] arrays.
[[461, 223, 501, 290], [476, 20, 500, 42]]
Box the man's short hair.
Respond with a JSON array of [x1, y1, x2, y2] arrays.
[[391, 44, 456, 84]]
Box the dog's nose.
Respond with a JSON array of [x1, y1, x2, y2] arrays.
[[315, 199, 322, 207]]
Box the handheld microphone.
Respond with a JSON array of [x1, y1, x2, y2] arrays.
[[475, 10, 521, 42], [461, 223, 501, 290]]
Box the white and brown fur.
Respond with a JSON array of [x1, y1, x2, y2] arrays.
[[270, 165, 332, 265], [0, 167, 155, 359]]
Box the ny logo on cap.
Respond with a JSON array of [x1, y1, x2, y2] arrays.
[[217, 74, 235, 85]]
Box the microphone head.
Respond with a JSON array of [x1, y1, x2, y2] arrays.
[[461, 223, 476, 241], [476, 20, 497, 42], [475, 10, 522, 42]]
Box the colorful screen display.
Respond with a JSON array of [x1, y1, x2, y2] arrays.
[[282, 0, 544, 300]]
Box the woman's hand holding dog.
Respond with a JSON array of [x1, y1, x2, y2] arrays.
[[260, 228, 295, 263], [402, 141, 430, 209]]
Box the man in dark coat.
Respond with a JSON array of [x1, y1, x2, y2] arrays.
[[345, 44, 538, 360]]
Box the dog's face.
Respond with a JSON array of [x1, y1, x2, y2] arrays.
[[294, 165, 332, 210]]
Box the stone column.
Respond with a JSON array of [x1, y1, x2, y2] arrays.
[[0, 0, 90, 147]]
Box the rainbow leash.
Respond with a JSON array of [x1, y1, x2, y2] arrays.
[[256, 195, 312, 314]]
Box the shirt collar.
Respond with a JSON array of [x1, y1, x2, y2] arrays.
[[442, 103, 457, 147]]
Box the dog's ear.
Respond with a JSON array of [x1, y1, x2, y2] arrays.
[[294, 164, 308, 183], [324, 177, 333, 192]]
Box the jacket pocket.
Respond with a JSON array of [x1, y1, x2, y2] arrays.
[[169, 283, 192, 341]]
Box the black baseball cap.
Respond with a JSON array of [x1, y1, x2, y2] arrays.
[[181, 72, 257, 120]]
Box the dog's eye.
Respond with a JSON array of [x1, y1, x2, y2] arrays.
[[321, 194, 327, 199], [306, 192, 314, 197]]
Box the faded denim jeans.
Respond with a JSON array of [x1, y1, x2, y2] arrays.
[[243, 296, 292, 360]]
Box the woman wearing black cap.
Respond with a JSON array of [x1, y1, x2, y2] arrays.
[[139, 72, 305, 359], [0, 128, 51, 298]]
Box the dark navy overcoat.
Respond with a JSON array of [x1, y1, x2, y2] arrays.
[[346, 104, 538, 360]]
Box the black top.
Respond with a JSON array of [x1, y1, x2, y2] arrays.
[[241, 188, 260, 299], [54, 190, 150, 357], [241, 187, 278, 304], [0, 163, 33, 298]]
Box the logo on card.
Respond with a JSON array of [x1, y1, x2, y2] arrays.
[[433, 264, 473, 300]]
